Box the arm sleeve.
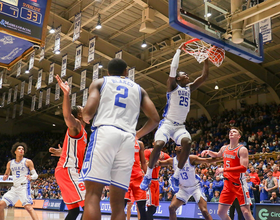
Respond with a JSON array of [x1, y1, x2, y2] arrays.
[[224, 165, 247, 173], [30, 169, 38, 180], [170, 49, 181, 77]]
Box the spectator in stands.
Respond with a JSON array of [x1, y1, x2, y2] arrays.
[[37, 193, 43, 199], [208, 183, 214, 201], [200, 175, 210, 200], [272, 166, 280, 180], [246, 176, 256, 204], [259, 179, 269, 203], [270, 192, 280, 203], [210, 191, 220, 202], [265, 170, 278, 198], [212, 176, 224, 194]]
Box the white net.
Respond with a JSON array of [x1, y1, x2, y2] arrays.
[[182, 39, 212, 63], [207, 46, 225, 67], [182, 38, 225, 67]]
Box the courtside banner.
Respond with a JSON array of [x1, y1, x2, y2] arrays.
[[74, 44, 82, 70], [61, 54, 67, 78], [20, 81, 25, 99], [19, 100, 23, 116], [255, 204, 280, 220], [29, 50, 35, 70], [12, 104, 16, 119], [80, 69, 86, 90], [38, 91, 43, 109], [68, 76, 72, 95], [13, 85, 18, 102], [115, 50, 122, 59], [48, 63, 54, 84], [54, 26, 61, 54], [1, 92, 6, 107], [16, 60, 22, 77], [39, 47, 44, 62], [7, 88, 12, 104], [42, 199, 64, 211], [73, 12, 81, 42]]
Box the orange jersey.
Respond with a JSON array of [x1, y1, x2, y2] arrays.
[[223, 144, 245, 184], [130, 140, 143, 180], [57, 126, 87, 172], [144, 149, 170, 179]]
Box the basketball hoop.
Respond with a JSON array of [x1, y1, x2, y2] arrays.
[[207, 46, 225, 67], [181, 38, 211, 63], [182, 38, 225, 67]]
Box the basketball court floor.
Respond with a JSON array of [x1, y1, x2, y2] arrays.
[[4, 208, 139, 220]]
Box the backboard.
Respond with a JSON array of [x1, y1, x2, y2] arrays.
[[169, 0, 272, 63]]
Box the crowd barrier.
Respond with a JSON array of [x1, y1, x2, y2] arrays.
[[15, 199, 280, 220]]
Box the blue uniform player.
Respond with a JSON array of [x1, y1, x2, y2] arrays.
[[141, 43, 209, 193], [0, 142, 38, 220]]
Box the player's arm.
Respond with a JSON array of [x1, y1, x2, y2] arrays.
[[3, 161, 11, 181], [25, 159, 38, 181], [189, 155, 223, 166], [136, 88, 160, 139], [55, 75, 81, 134], [83, 78, 103, 124], [167, 43, 184, 92], [158, 158, 174, 167], [139, 141, 147, 174], [49, 144, 62, 157], [201, 145, 226, 158], [188, 59, 209, 92]]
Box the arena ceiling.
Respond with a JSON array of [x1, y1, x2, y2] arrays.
[[1, 0, 280, 131]]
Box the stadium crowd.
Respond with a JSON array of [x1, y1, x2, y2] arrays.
[[0, 102, 280, 205]]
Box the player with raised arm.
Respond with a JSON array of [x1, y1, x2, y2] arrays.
[[159, 146, 222, 220], [49, 75, 87, 220], [0, 142, 39, 220], [201, 127, 254, 220], [140, 43, 209, 193], [80, 58, 160, 220], [124, 140, 147, 220]]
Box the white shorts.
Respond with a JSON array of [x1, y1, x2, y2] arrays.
[[175, 183, 206, 204], [2, 183, 33, 206], [154, 119, 191, 145], [80, 126, 135, 191]]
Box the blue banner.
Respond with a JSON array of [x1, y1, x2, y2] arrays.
[[0, 32, 33, 64], [42, 199, 64, 211]]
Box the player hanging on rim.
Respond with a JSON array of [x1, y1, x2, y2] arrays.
[[80, 58, 160, 220], [140, 43, 209, 193], [201, 127, 254, 220], [124, 140, 147, 220], [49, 75, 87, 220], [158, 145, 222, 220], [0, 142, 39, 220]]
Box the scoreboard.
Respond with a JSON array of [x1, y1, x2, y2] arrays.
[[0, 0, 52, 45]]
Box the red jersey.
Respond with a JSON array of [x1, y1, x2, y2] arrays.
[[144, 149, 170, 179], [249, 172, 260, 185], [57, 126, 87, 172], [223, 144, 246, 184], [130, 140, 143, 180]]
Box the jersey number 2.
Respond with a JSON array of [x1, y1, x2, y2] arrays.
[[114, 86, 128, 108]]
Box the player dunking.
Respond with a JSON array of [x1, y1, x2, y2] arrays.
[[80, 58, 160, 220], [201, 127, 254, 220], [49, 75, 87, 220], [141, 43, 209, 193], [0, 142, 39, 220], [159, 146, 222, 220], [145, 148, 170, 220], [124, 140, 147, 220]]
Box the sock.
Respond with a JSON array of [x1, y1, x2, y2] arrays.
[[146, 167, 153, 179], [173, 168, 181, 179]]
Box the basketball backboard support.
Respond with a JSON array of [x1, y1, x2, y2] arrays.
[[168, 0, 274, 63]]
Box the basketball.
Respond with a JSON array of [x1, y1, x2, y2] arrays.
[[207, 46, 225, 67]]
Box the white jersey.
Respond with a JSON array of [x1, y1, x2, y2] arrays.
[[92, 76, 141, 135], [173, 156, 200, 187], [162, 85, 190, 124], [10, 158, 29, 187]]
